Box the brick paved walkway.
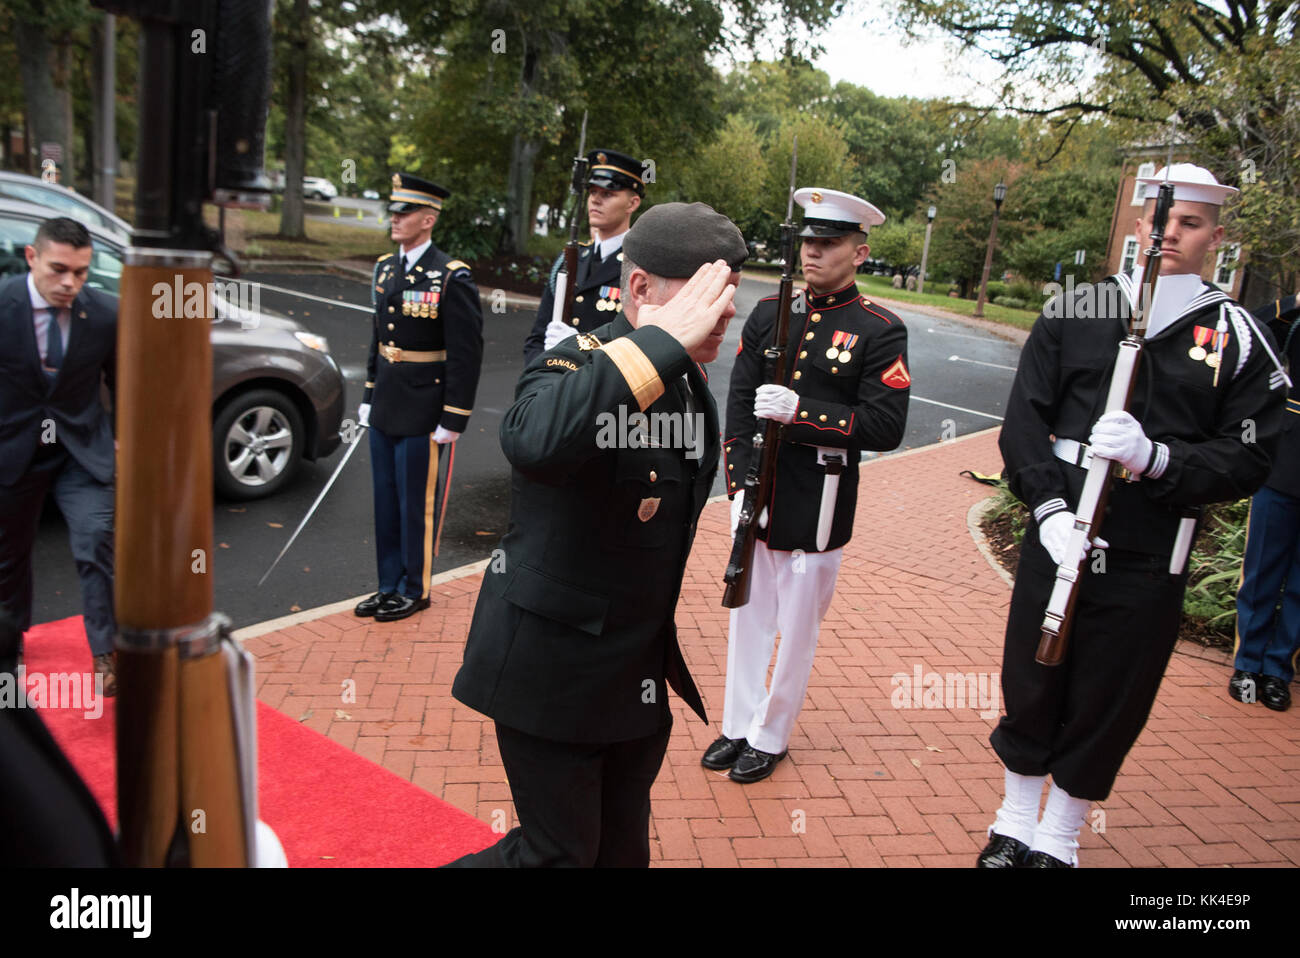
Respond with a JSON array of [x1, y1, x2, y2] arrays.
[[240, 427, 1300, 867]]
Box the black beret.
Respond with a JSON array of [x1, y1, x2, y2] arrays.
[[622, 202, 747, 278]]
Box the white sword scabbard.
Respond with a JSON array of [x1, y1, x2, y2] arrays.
[[815, 446, 847, 552], [1169, 515, 1197, 575]]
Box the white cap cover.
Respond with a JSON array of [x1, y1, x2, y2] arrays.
[[793, 187, 886, 236], [1136, 163, 1239, 206]]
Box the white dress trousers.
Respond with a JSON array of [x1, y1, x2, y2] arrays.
[[721, 538, 843, 754]]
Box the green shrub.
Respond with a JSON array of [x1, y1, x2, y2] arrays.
[[993, 296, 1027, 309], [984, 280, 1008, 301], [1008, 281, 1038, 303], [1183, 499, 1249, 641]]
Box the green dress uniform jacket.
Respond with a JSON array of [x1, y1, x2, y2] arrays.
[[453, 315, 714, 743], [365, 243, 483, 436]]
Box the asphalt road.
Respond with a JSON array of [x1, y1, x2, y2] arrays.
[[30, 271, 1021, 631]]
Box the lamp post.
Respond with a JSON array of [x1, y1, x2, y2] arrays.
[[918, 204, 936, 295], [974, 181, 1007, 318]]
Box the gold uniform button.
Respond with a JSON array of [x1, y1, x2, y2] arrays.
[[649, 470, 657, 482], [793, 371, 802, 380], [387, 323, 395, 330], [576, 295, 584, 303], [572, 318, 580, 326], [799, 411, 808, 419], [388, 341, 395, 346], [811, 312, 821, 322], [839, 419, 847, 426], [388, 306, 395, 313], [727, 463, 733, 469], [819, 414, 827, 422], [805, 332, 815, 341], [831, 366, 838, 373], [799, 350, 807, 359]]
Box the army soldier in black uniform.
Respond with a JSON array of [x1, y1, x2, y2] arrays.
[[449, 203, 747, 867], [979, 165, 1288, 867], [354, 173, 484, 622], [703, 188, 910, 784], [522, 149, 645, 364], [1230, 292, 1300, 711]]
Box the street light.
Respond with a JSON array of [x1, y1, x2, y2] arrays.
[[974, 181, 1007, 318], [918, 204, 937, 296]]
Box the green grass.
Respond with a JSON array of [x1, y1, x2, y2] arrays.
[[208, 208, 390, 263], [855, 274, 1041, 330]]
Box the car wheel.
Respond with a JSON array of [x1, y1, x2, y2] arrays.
[[213, 388, 304, 500]]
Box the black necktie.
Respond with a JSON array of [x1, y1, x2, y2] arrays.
[[46, 309, 63, 371]]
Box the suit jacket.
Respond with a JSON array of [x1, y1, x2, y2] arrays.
[[454, 315, 714, 743], [0, 273, 117, 486], [522, 242, 625, 365], [1257, 294, 1300, 498], [365, 243, 483, 436], [723, 282, 910, 552]]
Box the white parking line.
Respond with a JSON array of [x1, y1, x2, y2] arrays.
[[910, 395, 1005, 421], [244, 280, 372, 313], [947, 354, 1018, 372]]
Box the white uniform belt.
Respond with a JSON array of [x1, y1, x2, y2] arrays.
[[1053, 437, 1092, 469]]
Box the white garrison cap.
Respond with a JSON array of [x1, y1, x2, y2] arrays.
[[793, 187, 886, 237], [1136, 163, 1239, 206]]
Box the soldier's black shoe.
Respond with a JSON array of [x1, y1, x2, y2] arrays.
[[728, 746, 786, 784], [975, 833, 1029, 868], [355, 591, 396, 617], [1023, 850, 1073, 868], [1228, 669, 1261, 703], [374, 594, 430, 622], [701, 735, 748, 770], [1260, 675, 1292, 711]]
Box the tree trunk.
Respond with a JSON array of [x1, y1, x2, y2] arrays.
[[279, 0, 309, 239], [91, 14, 118, 211], [15, 16, 74, 182], [504, 133, 540, 255]]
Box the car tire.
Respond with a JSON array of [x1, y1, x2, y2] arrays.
[[213, 388, 304, 500]]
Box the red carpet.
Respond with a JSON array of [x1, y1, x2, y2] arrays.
[[21, 617, 496, 867]]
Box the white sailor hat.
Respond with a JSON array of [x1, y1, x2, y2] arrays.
[[793, 187, 886, 237], [1136, 163, 1239, 206]]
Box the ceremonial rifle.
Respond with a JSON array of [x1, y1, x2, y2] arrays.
[[1036, 137, 1177, 666], [723, 137, 798, 609], [550, 111, 590, 332], [92, 0, 274, 864]]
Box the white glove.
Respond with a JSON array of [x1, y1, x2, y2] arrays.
[[357, 403, 371, 428], [1089, 410, 1152, 476], [433, 426, 460, 444], [754, 384, 799, 424], [1038, 511, 1108, 566], [544, 317, 577, 351], [728, 494, 767, 534]]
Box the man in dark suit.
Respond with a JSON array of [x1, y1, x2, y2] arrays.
[[0, 217, 118, 692], [522, 148, 644, 365], [450, 202, 747, 867], [353, 173, 484, 623], [1230, 292, 1300, 711]]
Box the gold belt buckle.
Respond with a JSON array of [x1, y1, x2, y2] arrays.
[[384, 345, 402, 362]]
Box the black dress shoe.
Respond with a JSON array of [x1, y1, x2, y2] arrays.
[[701, 735, 748, 770], [728, 746, 786, 784], [373, 594, 430, 622], [1023, 850, 1073, 868], [1228, 669, 1261, 703], [355, 591, 396, 617], [975, 833, 1029, 868], [1259, 675, 1292, 712]]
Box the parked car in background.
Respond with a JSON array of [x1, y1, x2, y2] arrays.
[[0, 171, 132, 242], [0, 197, 344, 500], [302, 177, 338, 201], [361, 188, 380, 200]]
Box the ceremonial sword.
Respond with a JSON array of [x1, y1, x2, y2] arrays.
[[258, 425, 368, 586]]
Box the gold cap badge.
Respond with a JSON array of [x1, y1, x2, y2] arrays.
[[811, 191, 823, 203], [391, 173, 401, 189]]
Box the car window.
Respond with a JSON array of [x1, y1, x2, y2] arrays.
[[0, 211, 122, 295], [0, 182, 105, 231]]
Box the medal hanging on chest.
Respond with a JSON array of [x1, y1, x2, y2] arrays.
[[402, 289, 441, 317], [597, 285, 621, 312], [1188, 325, 1212, 362], [829, 330, 858, 364]]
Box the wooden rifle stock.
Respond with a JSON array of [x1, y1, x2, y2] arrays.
[[723, 207, 797, 608], [1035, 178, 1175, 665]]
